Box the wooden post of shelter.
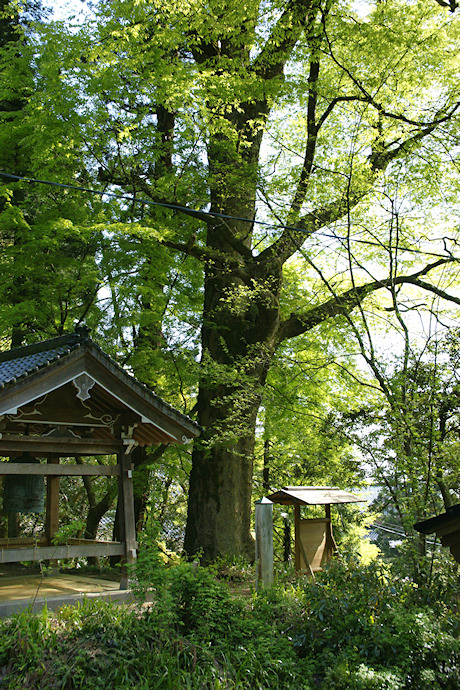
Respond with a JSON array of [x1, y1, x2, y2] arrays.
[[118, 450, 137, 590], [324, 503, 336, 562], [45, 456, 60, 541], [282, 512, 291, 563], [255, 497, 274, 589]]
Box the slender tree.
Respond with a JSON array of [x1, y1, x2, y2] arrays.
[[0, 0, 104, 344]]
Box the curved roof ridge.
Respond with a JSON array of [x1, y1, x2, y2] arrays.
[[0, 326, 91, 364]]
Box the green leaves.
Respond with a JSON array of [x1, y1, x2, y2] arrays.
[[1, 0, 459, 561]]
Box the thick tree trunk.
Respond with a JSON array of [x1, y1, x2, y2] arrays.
[[184, 393, 259, 562], [184, 237, 281, 561]]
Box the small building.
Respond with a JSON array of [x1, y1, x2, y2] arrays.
[[414, 504, 460, 564], [268, 486, 365, 577], [0, 327, 200, 590]]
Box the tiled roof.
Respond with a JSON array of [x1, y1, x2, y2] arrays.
[[0, 330, 87, 388], [0, 326, 200, 435], [0, 328, 201, 437]]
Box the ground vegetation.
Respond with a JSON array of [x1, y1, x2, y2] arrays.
[[0, 542, 458, 689]]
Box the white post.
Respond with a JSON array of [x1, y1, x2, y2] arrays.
[[255, 497, 274, 589]]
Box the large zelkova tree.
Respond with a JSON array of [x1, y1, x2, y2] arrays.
[[22, 0, 460, 561]]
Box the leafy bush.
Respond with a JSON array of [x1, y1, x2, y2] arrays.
[[0, 557, 457, 688], [292, 559, 460, 688]]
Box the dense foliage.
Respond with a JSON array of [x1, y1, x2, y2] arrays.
[[0, 2, 458, 683], [1, 0, 459, 560], [0, 557, 458, 689]]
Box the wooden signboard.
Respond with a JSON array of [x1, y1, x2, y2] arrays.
[[268, 486, 364, 577], [299, 519, 329, 572]]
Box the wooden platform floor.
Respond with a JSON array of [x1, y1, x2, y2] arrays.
[[0, 571, 132, 618]]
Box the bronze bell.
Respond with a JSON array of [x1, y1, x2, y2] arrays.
[[3, 453, 45, 514]]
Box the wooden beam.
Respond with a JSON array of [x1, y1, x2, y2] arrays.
[[0, 537, 48, 547], [0, 542, 126, 563], [67, 538, 125, 546], [450, 543, 460, 563], [0, 436, 124, 456], [0, 537, 129, 548], [0, 463, 120, 476], [10, 389, 141, 429], [434, 521, 460, 539], [440, 530, 460, 548]]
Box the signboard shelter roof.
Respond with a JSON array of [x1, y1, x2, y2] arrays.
[[268, 486, 365, 506]]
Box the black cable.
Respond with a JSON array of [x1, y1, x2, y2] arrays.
[[0, 171, 294, 231], [0, 170, 456, 261]]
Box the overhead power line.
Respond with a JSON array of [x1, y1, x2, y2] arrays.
[[0, 171, 456, 261], [0, 171, 302, 230], [370, 522, 436, 546]]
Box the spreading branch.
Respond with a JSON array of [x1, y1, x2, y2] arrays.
[[258, 100, 459, 268], [276, 258, 458, 344]]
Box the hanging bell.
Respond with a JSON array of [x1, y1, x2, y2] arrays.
[[3, 453, 45, 514]]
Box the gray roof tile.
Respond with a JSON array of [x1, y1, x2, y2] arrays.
[[0, 327, 201, 436], [0, 329, 87, 388], [0, 345, 70, 385]]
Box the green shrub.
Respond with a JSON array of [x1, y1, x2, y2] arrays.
[[292, 559, 460, 688], [0, 558, 457, 689]]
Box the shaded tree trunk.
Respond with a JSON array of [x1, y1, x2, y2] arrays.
[[184, 246, 281, 561], [185, 402, 260, 562]]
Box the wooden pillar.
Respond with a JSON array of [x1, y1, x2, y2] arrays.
[[45, 456, 60, 541], [255, 497, 274, 589], [294, 504, 301, 572], [7, 512, 20, 539], [7, 455, 20, 538], [283, 513, 291, 563], [117, 451, 137, 590], [45, 455, 60, 570], [324, 503, 336, 562]]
